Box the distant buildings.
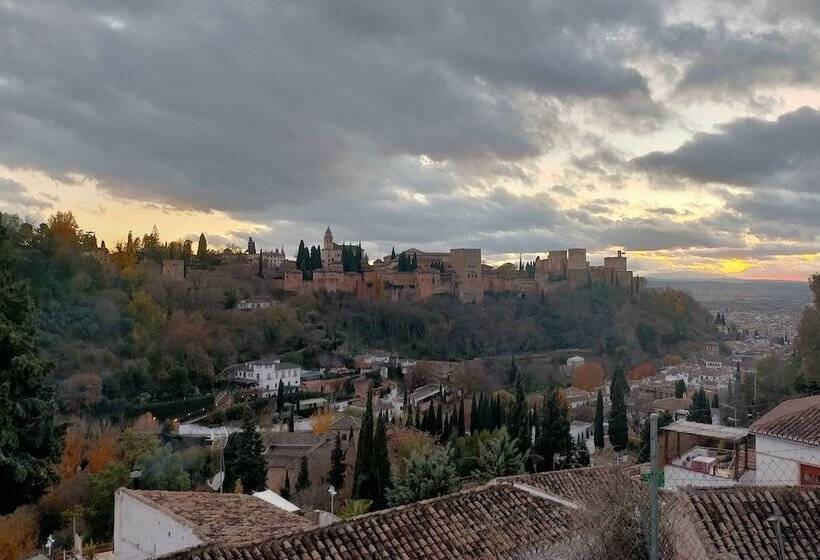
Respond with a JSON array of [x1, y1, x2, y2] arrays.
[[223, 357, 302, 398], [275, 226, 643, 304]]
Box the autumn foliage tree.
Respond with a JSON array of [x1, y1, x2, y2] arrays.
[[0, 505, 39, 560], [628, 361, 657, 381], [572, 362, 605, 392]]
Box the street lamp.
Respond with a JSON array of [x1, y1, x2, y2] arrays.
[[328, 485, 338, 515]]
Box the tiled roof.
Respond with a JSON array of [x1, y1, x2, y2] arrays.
[[119, 489, 316, 547], [159, 483, 573, 560], [751, 395, 820, 446], [330, 415, 361, 431], [682, 486, 820, 560], [497, 465, 638, 502]]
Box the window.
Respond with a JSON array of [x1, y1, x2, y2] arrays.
[[800, 463, 820, 486]]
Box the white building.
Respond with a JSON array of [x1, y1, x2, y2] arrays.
[[113, 489, 315, 560], [750, 395, 820, 486], [236, 298, 271, 311], [226, 357, 302, 397]]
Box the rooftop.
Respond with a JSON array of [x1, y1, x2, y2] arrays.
[[662, 420, 749, 443], [682, 485, 820, 560], [159, 482, 573, 560], [751, 395, 820, 446], [118, 489, 316, 547]]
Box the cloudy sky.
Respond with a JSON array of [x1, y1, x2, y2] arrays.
[[1, 1, 819, 279]]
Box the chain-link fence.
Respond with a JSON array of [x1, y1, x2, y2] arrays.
[[512, 412, 819, 560]]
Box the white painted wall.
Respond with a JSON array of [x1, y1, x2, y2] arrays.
[[755, 435, 820, 486], [113, 490, 202, 560]]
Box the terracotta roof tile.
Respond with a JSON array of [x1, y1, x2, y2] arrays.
[[159, 483, 574, 560], [682, 486, 820, 560], [496, 465, 639, 502], [751, 396, 820, 446], [120, 489, 316, 547]]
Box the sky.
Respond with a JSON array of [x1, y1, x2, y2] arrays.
[[1, 1, 819, 280]]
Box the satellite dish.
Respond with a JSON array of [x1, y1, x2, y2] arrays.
[[207, 471, 225, 492]]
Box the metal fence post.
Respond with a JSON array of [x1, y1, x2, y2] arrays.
[[649, 412, 659, 560]]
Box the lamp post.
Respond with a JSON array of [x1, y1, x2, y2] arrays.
[[328, 485, 338, 515]]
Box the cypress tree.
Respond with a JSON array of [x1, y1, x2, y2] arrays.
[[608, 366, 629, 451], [296, 456, 310, 492], [508, 378, 529, 455], [353, 388, 375, 500], [534, 388, 572, 471], [372, 413, 392, 509], [594, 390, 605, 449], [280, 471, 292, 500], [509, 354, 518, 385], [288, 411, 294, 432], [457, 397, 466, 436], [276, 379, 285, 413], [197, 232, 207, 258], [689, 387, 712, 424], [391, 246, 396, 260], [257, 250, 264, 278], [405, 405, 413, 428], [328, 431, 346, 490], [224, 407, 267, 493]]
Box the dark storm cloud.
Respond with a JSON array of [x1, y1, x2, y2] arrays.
[[0, 0, 658, 216], [634, 107, 820, 193], [659, 22, 820, 104]]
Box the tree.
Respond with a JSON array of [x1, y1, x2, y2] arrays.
[[593, 390, 605, 449], [688, 387, 712, 424], [507, 378, 529, 456], [0, 505, 39, 560], [328, 431, 346, 490], [280, 471, 292, 500], [372, 413, 392, 509], [711, 392, 720, 409], [276, 379, 286, 413], [296, 456, 310, 492], [257, 251, 264, 278], [0, 218, 63, 513], [674, 379, 686, 398], [533, 388, 572, 470], [637, 411, 674, 463], [86, 462, 129, 540], [247, 236, 256, 254], [795, 274, 820, 384], [196, 233, 207, 258], [572, 362, 605, 392], [509, 354, 518, 384], [608, 365, 629, 451], [628, 361, 657, 381], [472, 428, 524, 481], [390, 246, 396, 260], [386, 447, 459, 506], [353, 388, 375, 501], [635, 322, 658, 355], [224, 407, 266, 493]]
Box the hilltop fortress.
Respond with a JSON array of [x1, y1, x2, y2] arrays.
[[254, 227, 644, 303]]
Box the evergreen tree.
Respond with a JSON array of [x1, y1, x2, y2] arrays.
[[257, 250, 264, 278], [196, 233, 207, 258], [689, 387, 712, 424], [507, 378, 529, 455], [296, 456, 310, 492], [711, 392, 720, 409], [296, 240, 306, 270], [470, 394, 478, 433], [0, 219, 63, 513], [473, 428, 524, 481], [390, 246, 396, 260], [288, 411, 295, 432], [533, 389, 572, 471], [276, 379, 286, 413], [674, 379, 686, 398], [247, 236, 256, 254], [593, 389, 605, 449], [509, 354, 518, 385], [224, 407, 267, 493], [353, 388, 375, 500], [637, 411, 673, 463], [457, 397, 466, 436], [411, 253, 418, 270], [280, 471, 292, 500], [328, 431, 346, 490], [608, 366, 629, 451], [372, 413, 392, 509]]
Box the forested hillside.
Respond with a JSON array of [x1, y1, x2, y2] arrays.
[[0, 211, 716, 419]]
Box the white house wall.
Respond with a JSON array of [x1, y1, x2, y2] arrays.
[[755, 435, 820, 486], [114, 490, 203, 560]]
